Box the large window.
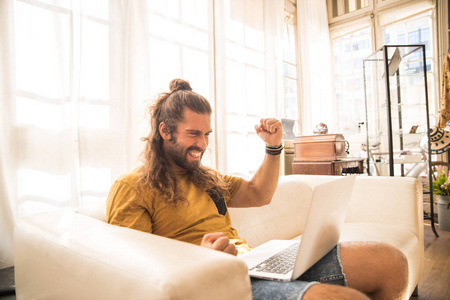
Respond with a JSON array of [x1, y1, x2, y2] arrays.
[[7, 0, 294, 218], [328, 0, 438, 157], [219, 0, 269, 177], [214, 0, 292, 178], [13, 0, 113, 213], [145, 0, 295, 178]]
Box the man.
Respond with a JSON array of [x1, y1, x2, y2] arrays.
[[107, 79, 408, 300]]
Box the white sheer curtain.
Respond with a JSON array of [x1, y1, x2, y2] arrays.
[[0, 0, 16, 269], [214, 0, 284, 178], [0, 0, 285, 268], [296, 0, 333, 135], [0, 0, 151, 268]]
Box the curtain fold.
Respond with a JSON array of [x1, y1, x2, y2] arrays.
[[0, 0, 150, 267], [0, 0, 16, 269], [214, 0, 284, 177], [296, 0, 333, 135]]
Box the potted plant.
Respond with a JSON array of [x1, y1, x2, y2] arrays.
[[431, 165, 450, 230]]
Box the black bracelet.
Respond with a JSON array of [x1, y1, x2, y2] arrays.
[[265, 143, 284, 155]]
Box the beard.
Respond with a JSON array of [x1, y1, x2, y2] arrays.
[[165, 139, 204, 172]]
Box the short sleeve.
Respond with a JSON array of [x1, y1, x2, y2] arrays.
[[220, 173, 244, 205], [106, 180, 153, 234]]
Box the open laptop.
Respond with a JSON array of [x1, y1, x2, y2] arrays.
[[239, 175, 356, 282]]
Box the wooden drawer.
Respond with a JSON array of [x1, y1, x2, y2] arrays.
[[292, 161, 342, 175], [292, 159, 364, 175]]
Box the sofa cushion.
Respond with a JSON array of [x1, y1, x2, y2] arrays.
[[76, 202, 107, 222], [229, 176, 313, 247]]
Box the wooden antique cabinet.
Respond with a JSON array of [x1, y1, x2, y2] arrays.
[[292, 134, 364, 175]]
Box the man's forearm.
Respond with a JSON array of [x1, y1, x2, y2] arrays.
[[230, 147, 281, 207], [248, 151, 281, 205]]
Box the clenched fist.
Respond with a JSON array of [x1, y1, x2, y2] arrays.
[[255, 118, 283, 147], [200, 232, 238, 256]]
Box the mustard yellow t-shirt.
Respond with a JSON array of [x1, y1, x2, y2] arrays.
[[106, 166, 251, 254]]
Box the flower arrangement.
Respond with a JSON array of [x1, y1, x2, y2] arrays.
[[431, 165, 450, 196]]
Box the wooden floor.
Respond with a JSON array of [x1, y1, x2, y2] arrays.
[[410, 220, 450, 300]]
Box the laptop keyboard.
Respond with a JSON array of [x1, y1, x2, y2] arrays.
[[250, 242, 299, 275]]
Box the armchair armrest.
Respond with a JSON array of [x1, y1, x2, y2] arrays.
[[282, 175, 423, 234], [346, 176, 423, 231], [14, 210, 251, 300]]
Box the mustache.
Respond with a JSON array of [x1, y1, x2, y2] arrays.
[[186, 146, 204, 153]]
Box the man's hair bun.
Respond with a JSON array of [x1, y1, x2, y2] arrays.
[[169, 79, 192, 92]]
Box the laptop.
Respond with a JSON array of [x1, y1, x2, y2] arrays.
[[239, 175, 356, 282]]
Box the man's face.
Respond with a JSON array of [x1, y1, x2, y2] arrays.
[[163, 109, 212, 172]]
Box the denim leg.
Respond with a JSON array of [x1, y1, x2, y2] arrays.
[[251, 244, 347, 300], [251, 278, 318, 300], [298, 244, 347, 286]]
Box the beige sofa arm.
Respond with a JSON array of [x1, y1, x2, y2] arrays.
[[346, 176, 423, 231], [14, 210, 251, 300], [283, 175, 423, 235]]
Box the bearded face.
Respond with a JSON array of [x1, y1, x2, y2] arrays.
[[160, 109, 211, 172], [165, 135, 204, 171]]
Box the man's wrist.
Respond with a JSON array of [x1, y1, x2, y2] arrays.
[[265, 143, 283, 155]]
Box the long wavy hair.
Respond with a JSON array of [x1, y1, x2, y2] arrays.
[[138, 79, 230, 205]]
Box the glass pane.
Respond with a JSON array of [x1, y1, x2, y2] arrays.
[[363, 45, 430, 177], [332, 27, 372, 136], [384, 12, 436, 118], [14, 1, 70, 98], [147, 0, 212, 99]]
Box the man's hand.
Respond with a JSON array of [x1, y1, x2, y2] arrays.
[[255, 118, 283, 147], [200, 232, 238, 256]]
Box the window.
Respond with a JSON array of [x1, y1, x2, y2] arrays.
[[332, 27, 372, 138], [145, 0, 292, 178], [9, 0, 294, 218], [13, 0, 113, 214], [328, 0, 438, 157], [220, 0, 268, 177], [215, 0, 289, 178], [383, 12, 436, 118]]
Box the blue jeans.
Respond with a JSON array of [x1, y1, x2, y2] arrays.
[[251, 244, 347, 300]]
